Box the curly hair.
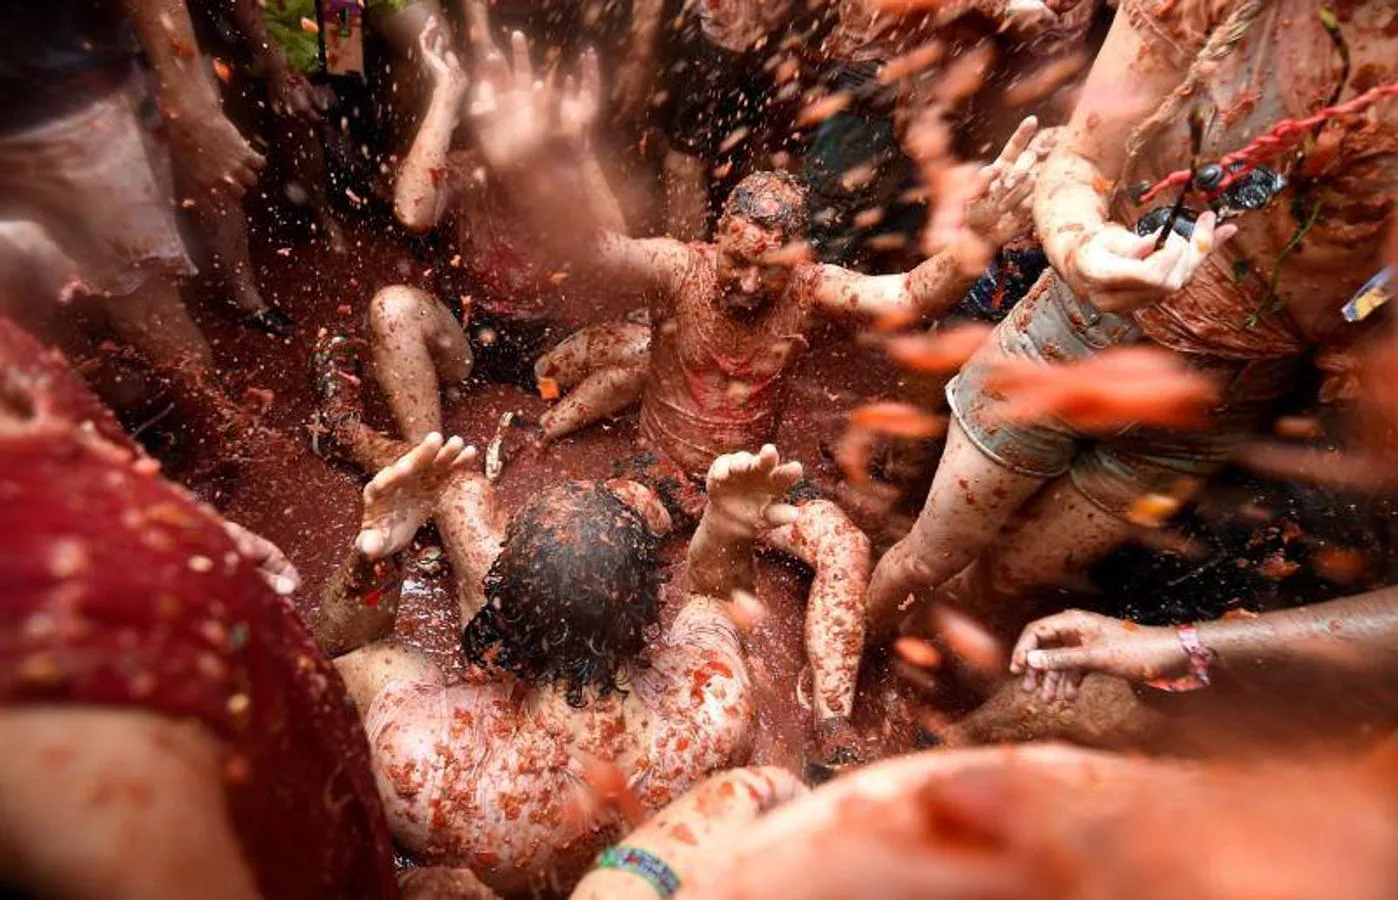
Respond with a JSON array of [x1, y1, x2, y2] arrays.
[[461, 481, 667, 707], [721, 170, 811, 238]]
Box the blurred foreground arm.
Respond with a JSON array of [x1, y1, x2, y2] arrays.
[[0, 708, 262, 900]]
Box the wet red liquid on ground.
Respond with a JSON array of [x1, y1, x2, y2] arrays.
[[118, 209, 923, 778]]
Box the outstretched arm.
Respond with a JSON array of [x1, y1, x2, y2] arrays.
[[687, 446, 803, 601], [811, 117, 1043, 322], [315, 433, 477, 656], [395, 17, 470, 231], [1011, 586, 1398, 703], [573, 767, 807, 900]]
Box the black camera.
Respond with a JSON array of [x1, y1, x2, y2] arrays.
[[1133, 163, 1286, 239]]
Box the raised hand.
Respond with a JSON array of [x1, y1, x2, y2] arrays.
[[419, 16, 469, 100], [558, 48, 603, 145], [469, 29, 554, 169], [964, 116, 1043, 247], [357, 432, 477, 560], [1066, 211, 1236, 312], [1008, 609, 1187, 702], [706, 444, 804, 537]]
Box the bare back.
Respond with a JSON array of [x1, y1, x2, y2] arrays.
[[361, 598, 750, 894]]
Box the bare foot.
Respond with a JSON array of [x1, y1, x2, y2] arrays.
[[358, 432, 477, 559], [706, 444, 804, 536]]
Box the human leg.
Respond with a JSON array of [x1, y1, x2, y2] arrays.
[[312, 332, 413, 471], [866, 418, 1047, 638], [868, 271, 1140, 638], [934, 475, 1141, 639], [534, 317, 651, 389], [278, 117, 349, 253], [535, 317, 651, 440], [540, 365, 648, 441], [184, 194, 287, 332], [367, 285, 471, 442]]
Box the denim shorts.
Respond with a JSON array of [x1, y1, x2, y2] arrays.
[[946, 271, 1300, 517]]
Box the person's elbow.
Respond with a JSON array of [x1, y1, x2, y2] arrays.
[[393, 189, 439, 234]]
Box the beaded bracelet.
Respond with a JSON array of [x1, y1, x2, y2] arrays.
[[595, 846, 682, 898]]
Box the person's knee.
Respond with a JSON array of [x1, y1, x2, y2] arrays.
[[368, 285, 429, 338]]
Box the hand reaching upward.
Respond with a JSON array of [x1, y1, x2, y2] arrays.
[[419, 16, 469, 101], [357, 432, 478, 560], [469, 29, 551, 169], [706, 444, 804, 538], [964, 116, 1046, 247]]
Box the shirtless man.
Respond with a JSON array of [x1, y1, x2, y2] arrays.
[[312, 414, 808, 893], [867, 0, 1398, 638], [462, 39, 1037, 761]]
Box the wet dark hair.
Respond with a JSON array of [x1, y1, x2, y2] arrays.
[[461, 481, 666, 707], [721, 171, 810, 238]]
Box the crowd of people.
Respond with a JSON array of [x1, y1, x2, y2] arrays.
[[2, 0, 1397, 897]]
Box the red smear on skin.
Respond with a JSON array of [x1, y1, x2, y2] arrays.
[[985, 346, 1219, 432], [690, 660, 735, 703]]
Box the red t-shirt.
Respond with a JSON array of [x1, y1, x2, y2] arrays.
[[0, 319, 399, 899]]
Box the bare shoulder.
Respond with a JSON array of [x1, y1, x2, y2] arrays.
[[650, 598, 751, 728], [0, 707, 261, 899]]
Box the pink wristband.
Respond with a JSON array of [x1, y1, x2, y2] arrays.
[[1145, 624, 1214, 693]]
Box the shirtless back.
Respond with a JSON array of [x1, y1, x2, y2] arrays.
[[320, 440, 801, 894], [642, 244, 819, 476], [363, 597, 750, 893]]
